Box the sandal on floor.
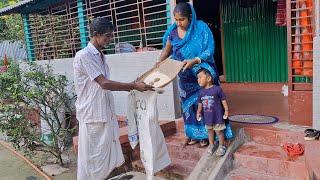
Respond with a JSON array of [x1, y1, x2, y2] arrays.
[[182, 138, 190, 147], [304, 129, 320, 141], [187, 139, 198, 145], [200, 140, 209, 147], [305, 128, 318, 135]]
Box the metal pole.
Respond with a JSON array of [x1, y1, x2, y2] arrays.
[[22, 14, 35, 61], [77, 0, 88, 48]]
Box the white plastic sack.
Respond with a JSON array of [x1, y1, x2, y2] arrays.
[[115, 42, 136, 53], [127, 91, 139, 149], [127, 90, 171, 179], [281, 85, 288, 96]]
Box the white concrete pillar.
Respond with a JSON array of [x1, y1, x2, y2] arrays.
[[170, 0, 175, 24], [313, 0, 320, 129], [315, 0, 319, 36]]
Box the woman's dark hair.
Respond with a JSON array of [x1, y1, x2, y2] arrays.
[[173, 2, 192, 18], [89, 17, 114, 37]]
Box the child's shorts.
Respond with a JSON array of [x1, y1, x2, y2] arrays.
[[205, 123, 226, 131]]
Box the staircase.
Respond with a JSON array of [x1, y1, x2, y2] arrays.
[[164, 132, 206, 177], [225, 126, 308, 180], [132, 121, 206, 179], [128, 120, 318, 180]]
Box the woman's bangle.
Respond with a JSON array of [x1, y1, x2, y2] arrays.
[[195, 57, 201, 64]]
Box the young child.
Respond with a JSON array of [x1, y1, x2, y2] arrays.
[[196, 69, 229, 156]]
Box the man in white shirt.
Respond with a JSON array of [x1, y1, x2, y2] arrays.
[[73, 17, 153, 180]]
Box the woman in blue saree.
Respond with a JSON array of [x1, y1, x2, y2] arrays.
[[156, 2, 219, 146]]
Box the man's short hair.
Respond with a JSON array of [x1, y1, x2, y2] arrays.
[[89, 17, 114, 37]]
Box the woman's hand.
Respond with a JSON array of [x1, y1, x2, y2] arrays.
[[182, 59, 201, 71], [196, 113, 202, 121]]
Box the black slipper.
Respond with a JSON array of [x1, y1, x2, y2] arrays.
[[108, 174, 134, 180], [118, 175, 134, 180], [304, 129, 320, 141]]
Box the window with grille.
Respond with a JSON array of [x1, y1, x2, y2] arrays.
[[27, 0, 81, 61], [84, 0, 171, 54], [23, 0, 171, 60]]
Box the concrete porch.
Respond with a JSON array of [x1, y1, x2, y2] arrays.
[[223, 84, 289, 123], [116, 87, 320, 180]]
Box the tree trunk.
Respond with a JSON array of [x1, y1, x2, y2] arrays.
[[58, 152, 64, 166]]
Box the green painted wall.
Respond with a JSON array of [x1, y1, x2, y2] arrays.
[[221, 0, 288, 82]]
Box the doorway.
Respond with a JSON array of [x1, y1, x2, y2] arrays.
[[193, 0, 224, 76], [174, 0, 223, 75]]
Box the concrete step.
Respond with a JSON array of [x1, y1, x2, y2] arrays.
[[73, 120, 176, 155], [119, 120, 177, 144], [132, 132, 206, 179], [234, 141, 307, 179], [109, 171, 167, 180], [165, 133, 206, 162], [305, 140, 320, 180], [240, 126, 305, 146], [132, 159, 187, 179], [225, 167, 292, 180]]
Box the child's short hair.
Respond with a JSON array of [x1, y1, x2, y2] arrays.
[[197, 68, 213, 81]]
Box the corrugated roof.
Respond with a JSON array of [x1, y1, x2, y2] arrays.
[[0, 41, 27, 60], [0, 0, 37, 15]]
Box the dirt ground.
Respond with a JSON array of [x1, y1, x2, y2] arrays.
[[0, 144, 45, 180]]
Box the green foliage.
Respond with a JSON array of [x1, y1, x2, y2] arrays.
[[0, 62, 75, 165], [0, 0, 24, 41], [0, 58, 11, 66], [0, 0, 19, 8]]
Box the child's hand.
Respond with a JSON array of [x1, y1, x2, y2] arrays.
[[196, 113, 202, 121], [223, 111, 229, 119]]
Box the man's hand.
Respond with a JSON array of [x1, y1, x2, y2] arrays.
[[133, 82, 154, 92]]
